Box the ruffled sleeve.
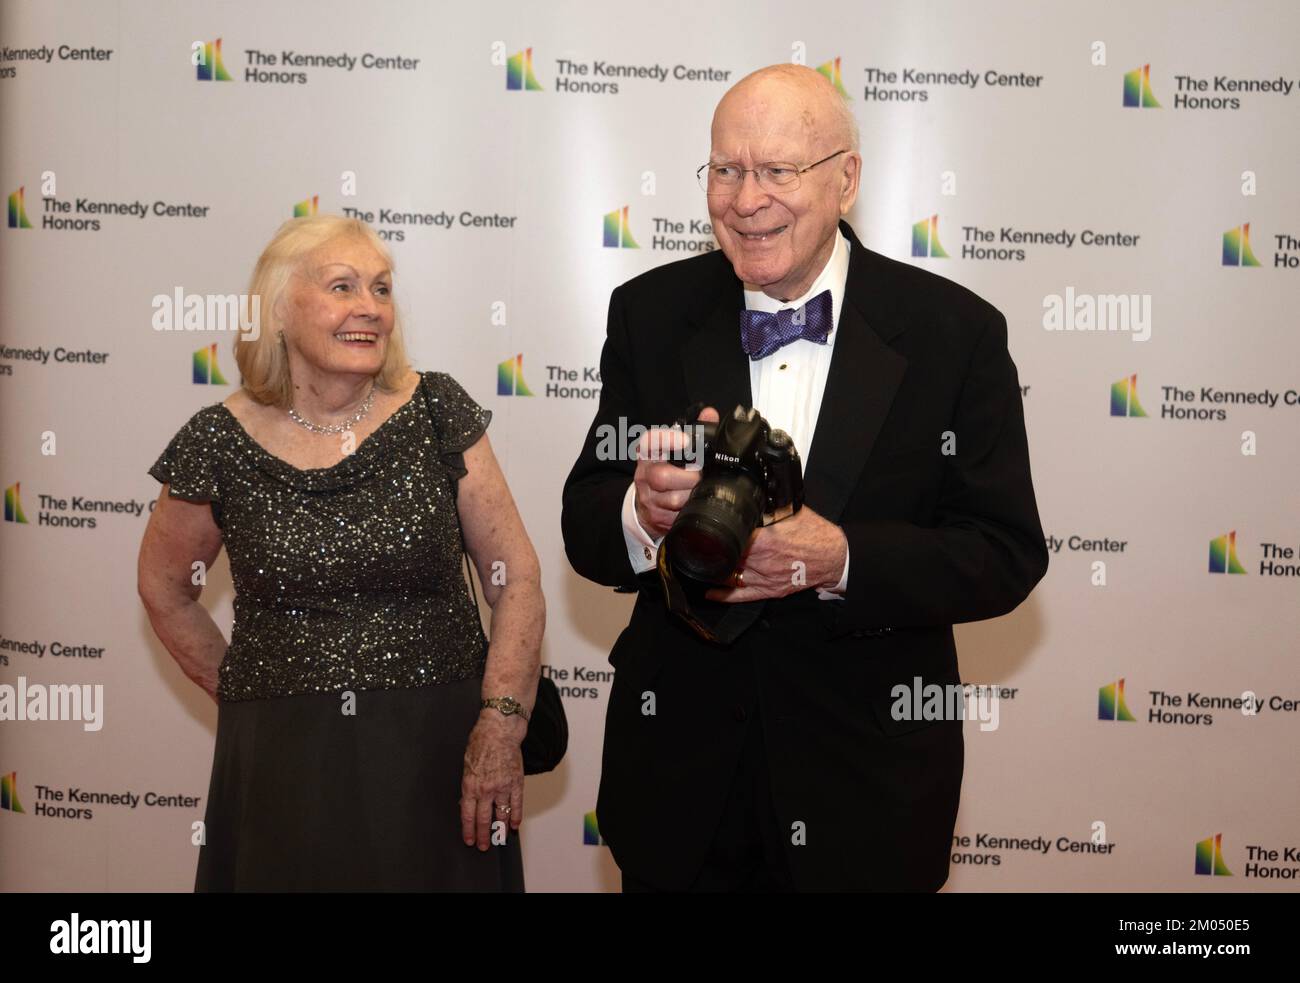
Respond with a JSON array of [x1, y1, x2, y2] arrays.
[[424, 371, 492, 482], [148, 407, 224, 508]]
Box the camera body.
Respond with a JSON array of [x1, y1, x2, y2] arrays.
[[661, 405, 804, 586]]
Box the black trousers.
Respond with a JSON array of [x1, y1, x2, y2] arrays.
[[621, 706, 794, 892]]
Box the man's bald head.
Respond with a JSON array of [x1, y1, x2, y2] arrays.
[[706, 63, 862, 301], [714, 64, 859, 154]]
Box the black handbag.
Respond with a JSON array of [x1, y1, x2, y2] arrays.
[[426, 380, 568, 775]]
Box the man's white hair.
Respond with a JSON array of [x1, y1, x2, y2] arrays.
[[830, 88, 860, 152]]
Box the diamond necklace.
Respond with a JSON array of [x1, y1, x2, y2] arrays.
[[287, 382, 376, 435]]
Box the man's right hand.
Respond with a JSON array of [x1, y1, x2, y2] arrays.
[[632, 405, 720, 540]]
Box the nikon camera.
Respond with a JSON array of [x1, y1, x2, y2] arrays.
[[661, 404, 804, 586]]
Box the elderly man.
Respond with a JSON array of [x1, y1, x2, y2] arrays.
[[562, 64, 1047, 892]]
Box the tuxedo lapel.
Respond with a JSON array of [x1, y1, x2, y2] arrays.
[[682, 279, 752, 414], [802, 221, 908, 523]]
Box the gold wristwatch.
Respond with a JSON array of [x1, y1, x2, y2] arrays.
[[481, 696, 529, 721]]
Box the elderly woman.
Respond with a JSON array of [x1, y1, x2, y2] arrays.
[[138, 214, 543, 891]]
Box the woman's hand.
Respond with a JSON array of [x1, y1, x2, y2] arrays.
[[460, 711, 527, 850]]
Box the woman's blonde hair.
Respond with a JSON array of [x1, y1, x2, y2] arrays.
[[234, 214, 411, 407]]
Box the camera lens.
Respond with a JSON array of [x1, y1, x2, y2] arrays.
[[665, 475, 763, 583]]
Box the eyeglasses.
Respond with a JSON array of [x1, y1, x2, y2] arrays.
[[697, 149, 850, 195]]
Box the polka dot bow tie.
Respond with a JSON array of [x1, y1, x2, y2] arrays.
[[739, 289, 833, 360]]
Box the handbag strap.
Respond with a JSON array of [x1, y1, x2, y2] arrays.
[[418, 375, 486, 638]]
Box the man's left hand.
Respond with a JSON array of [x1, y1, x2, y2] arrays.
[[704, 505, 848, 603]]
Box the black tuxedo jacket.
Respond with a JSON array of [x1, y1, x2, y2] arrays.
[[561, 220, 1048, 891]]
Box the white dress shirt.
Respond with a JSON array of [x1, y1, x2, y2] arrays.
[[621, 228, 852, 598]]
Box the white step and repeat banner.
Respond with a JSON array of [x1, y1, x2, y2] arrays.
[[1, 0, 1297, 892]]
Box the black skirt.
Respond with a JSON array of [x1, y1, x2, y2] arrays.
[[194, 676, 524, 892]]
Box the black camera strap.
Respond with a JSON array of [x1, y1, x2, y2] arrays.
[[657, 541, 768, 645], [657, 542, 720, 643]]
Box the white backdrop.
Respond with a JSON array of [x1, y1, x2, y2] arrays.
[[1, 0, 1297, 892]]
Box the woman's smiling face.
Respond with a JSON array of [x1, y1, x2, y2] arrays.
[[282, 236, 395, 376]]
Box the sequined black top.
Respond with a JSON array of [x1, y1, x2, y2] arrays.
[[148, 371, 492, 702]]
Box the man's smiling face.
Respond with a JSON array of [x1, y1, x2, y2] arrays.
[[707, 69, 860, 302]]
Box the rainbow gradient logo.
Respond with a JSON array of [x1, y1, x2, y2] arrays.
[[293, 196, 319, 218], [196, 38, 233, 82], [817, 57, 849, 98], [193, 344, 229, 385], [4, 483, 27, 524], [8, 187, 32, 229], [1110, 374, 1147, 417], [603, 205, 639, 249], [0, 772, 22, 813], [497, 353, 533, 396], [506, 48, 543, 91], [1122, 64, 1160, 108], [1098, 678, 1136, 722], [1208, 531, 1247, 575], [1222, 224, 1261, 267], [1195, 833, 1232, 876], [911, 215, 948, 258], [583, 811, 606, 846]]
